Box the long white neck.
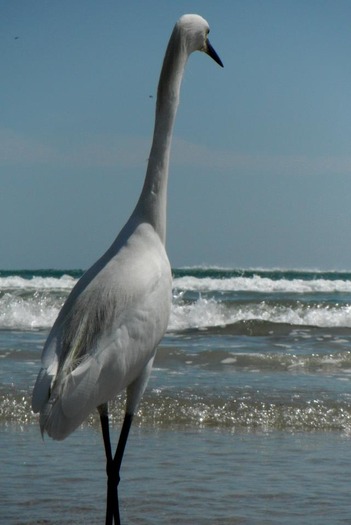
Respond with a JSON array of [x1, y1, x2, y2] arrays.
[[132, 26, 188, 244]]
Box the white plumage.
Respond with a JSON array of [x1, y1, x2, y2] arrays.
[[32, 14, 222, 524], [33, 222, 171, 439]]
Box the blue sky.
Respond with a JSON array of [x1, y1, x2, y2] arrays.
[[2, 0, 351, 270]]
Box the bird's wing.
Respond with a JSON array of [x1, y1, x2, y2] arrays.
[[32, 224, 172, 438]]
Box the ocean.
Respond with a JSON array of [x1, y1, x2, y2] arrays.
[[2, 267, 351, 524]]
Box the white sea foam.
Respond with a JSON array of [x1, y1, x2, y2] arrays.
[[169, 297, 227, 331], [0, 293, 61, 330], [0, 274, 76, 291], [168, 298, 351, 331], [2, 292, 351, 332], [173, 275, 351, 294], [2, 273, 350, 294], [0, 275, 75, 329], [1, 272, 351, 331]]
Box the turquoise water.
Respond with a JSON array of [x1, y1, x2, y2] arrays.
[[2, 268, 351, 523]]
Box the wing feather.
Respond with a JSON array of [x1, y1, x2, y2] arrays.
[[32, 223, 172, 440]]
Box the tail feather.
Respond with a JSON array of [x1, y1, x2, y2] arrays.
[[37, 356, 101, 440], [32, 368, 53, 414]]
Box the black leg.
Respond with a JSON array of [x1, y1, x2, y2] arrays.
[[99, 406, 134, 525], [100, 404, 112, 464], [100, 405, 119, 525], [113, 413, 133, 473], [111, 413, 134, 524]]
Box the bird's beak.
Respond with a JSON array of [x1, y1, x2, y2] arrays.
[[206, 40, 224, 68]]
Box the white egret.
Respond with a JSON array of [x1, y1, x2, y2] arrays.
[[32, 14, 223, 525]]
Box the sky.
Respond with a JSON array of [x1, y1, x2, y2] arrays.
[[1, 0, 351, 270]]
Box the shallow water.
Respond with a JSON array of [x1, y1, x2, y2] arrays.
[[2, 268, 351, 523], [2, 425, 351, 524]]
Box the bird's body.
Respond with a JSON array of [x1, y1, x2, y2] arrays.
[[32, 14, 222, 524], [33, 221, 171, 439]]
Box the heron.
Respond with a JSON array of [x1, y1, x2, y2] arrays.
[[32, 14, 223, 525]]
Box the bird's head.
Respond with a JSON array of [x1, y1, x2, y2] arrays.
[[176, 14, 223, 67]]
